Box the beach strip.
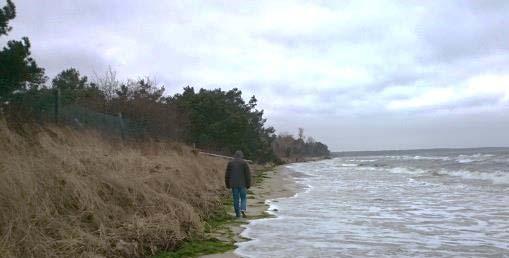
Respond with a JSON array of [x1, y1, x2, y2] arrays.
[[200, 166, 299, 258]]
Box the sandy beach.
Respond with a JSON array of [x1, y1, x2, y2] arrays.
[[200, 165, 299, 258]]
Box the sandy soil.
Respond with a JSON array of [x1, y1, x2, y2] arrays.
[[200, 166, 299, 258]]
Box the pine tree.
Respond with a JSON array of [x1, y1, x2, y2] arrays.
[[0, 0, 46, 102], [0, 0, 15, 36]]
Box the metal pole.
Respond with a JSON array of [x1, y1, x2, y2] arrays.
[[118, 112, 126, 140], [54, 88, 60, 124]]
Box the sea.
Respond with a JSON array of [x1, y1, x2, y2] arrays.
[[236, 148, 509, 258]]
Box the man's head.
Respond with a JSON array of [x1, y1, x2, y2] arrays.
[[234, 150, 243, 159]]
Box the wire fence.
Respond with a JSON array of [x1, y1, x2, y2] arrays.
[[1, 89, 172, 141], [59, 105, 173, 140], [59, 105, 124, 138]]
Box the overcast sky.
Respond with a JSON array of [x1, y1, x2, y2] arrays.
[[4, 0, 509, 151]]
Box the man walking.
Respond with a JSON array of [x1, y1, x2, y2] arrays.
[[225, 150, 251, 218]]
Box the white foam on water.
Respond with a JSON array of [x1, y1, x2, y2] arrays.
[[457, 158, 474, 163], [236, 157, 509, 257], [472, 153, 495, 158], [264, 200, 279, 215], [385, 155, 451, 161], [455, 153, 496, 163], [388, 167, 428, 175], [388, 166, 509, 185], [348, 159, 377, 162], [438, 169, 509, 185], [412, 155, 451, 161]]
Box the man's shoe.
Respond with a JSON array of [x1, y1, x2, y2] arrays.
[[241, 211, 247, 218]]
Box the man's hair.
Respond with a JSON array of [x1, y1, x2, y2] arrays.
[[234, 150, 243, 159]]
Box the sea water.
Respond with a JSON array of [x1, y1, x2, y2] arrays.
[[236, 148, 509, 258]]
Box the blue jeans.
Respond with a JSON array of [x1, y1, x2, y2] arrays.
[[231, 187, 247, 217]]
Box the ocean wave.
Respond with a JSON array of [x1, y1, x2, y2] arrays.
[[471, 153, 495, 158], [385, 155, 450, 161], [347, 159, 377, 162], [437, 169, 509, 185], [455, 153, 495, 164], [457, 158, 474, 163], [384, 153, 497, 164], [389, 166, 509, 185], [413, 155, 451, 161], [340, 163, 358, 167], [387, 167, 428, 175]]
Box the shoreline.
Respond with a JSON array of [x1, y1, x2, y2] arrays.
[[200, 165, 301, 258]]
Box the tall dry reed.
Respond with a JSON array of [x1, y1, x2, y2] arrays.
[[0, 121, 228, 258]]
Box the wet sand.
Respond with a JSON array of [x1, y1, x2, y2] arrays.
[[200, 166, 298, 258]]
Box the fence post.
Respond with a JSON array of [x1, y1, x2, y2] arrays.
[[54, 88, 60, 124], [118, 112, 126, 141]]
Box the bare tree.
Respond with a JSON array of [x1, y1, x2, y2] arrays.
[[93, 66, 120, 101], [298, 127, 304, 140]]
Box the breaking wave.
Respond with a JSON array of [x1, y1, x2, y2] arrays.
[[437, 169, 509, 185]]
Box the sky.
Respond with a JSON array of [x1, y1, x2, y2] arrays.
[[4, 0, 509, 151]]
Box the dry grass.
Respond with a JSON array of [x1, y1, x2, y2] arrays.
[[0, 120, 228, 258]]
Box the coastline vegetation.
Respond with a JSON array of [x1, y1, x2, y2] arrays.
[[152, 239, 235, 258], [0, 0, 329, 163]]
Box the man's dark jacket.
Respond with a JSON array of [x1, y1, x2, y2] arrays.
[[225, 158, 251, 189]]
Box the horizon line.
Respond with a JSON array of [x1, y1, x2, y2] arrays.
[[331, 146, 509, 154]]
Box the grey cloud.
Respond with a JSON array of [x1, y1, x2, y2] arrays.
[[258, 22, 387, 51], [397, 94, 504, 115], [417, 1, 509, 64], [34, 47, 109, 79]]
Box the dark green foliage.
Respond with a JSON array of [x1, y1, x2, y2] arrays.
[[273, 132, 330, 159], [0, 0, 47, 128], [305, 141, 330, 156], [107, 78, 180, 140], [0, 0, 46, 103], [3, 87, 54, 125], [52, 68, 88, 90], [169, 86, 277, 162], [51, 68, 107, 113], [0, 0, 15, 36], [52, 68, 96, 106], [0, 37, 47, 100]]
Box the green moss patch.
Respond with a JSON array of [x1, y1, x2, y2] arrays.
[[153, 239, 235, 258]]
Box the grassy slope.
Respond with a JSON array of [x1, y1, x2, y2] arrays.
[[0, 121, 229, 258]]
